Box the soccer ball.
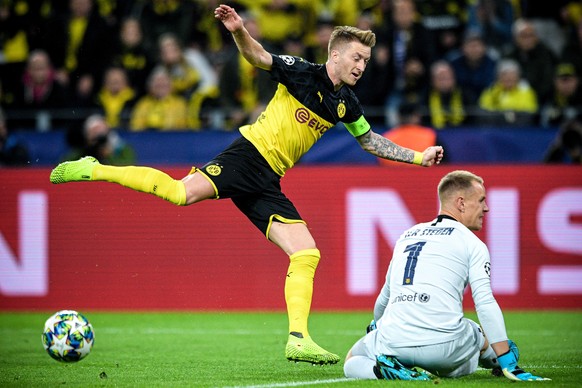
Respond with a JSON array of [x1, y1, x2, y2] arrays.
[[42, 310, 95, 362]]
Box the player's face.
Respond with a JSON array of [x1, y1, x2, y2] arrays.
[[333, 41, 371, 86], [463, 181, 489, 231]]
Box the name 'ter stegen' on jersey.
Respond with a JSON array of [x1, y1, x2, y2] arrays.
[[375, 215, 507, 348], [240, 54, 371, 176]]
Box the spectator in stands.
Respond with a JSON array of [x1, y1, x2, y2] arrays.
[[379, 103, 437, 167], [540, 63, 582, 127], [351, 11, 391, 125], [0, 0, 33, 103], [425, 60, 469, 129], [110, 17, 154, 97], [282, 34, 307, 58], [129, 67, 188, 131], [251, 0, 315, 52], [95, 67, 137, 129], [305, 18, 335, 65], [561, 19, 582, 78], [415, 0, 467, 59], [44, 0, 113, 107], [218, 11, 277, 130], [9, 49, 69, 130], [156, 33, 219, 130], [158, 33, 201, 99], [132, 0, 195, 60], [517, 0, 573, 57], [448, 30, 497, 105], [64, 113, 135, 165], [478, 59, 538, 125], [503, 18, 557, 103], [380, 0, 436, 127], [0, 106, 30, 166], [189, 0, 239, 58], [466, 0, 514, 57], [544, 117, 582, 164]]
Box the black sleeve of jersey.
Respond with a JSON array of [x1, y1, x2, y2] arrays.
[[268, 54, 365, 125], [269, 54, 314, 89]]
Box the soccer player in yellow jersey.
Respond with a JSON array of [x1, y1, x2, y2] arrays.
[[50, 4, 444, 365]]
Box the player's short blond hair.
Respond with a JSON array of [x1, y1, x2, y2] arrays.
[[438, 170, 484, 203], [328, 26, 376, 56]]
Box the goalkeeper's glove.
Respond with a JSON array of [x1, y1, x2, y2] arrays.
[[497, 340, 550, 381], [366, 319, 377, 333]]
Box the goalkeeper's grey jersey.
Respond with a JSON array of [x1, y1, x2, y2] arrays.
[[374, 215, 508, 347]]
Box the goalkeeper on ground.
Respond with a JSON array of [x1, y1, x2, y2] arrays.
[[344, 170, 550, 381]]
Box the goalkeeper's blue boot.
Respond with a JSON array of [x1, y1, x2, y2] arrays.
[[285, 333, 340, 365], [373, 355, 430, 381], [50, 156, 99, 184]]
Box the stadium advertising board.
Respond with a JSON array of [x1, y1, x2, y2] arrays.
[[1, 166, 581, 310]]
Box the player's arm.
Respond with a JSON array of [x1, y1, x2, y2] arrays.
[[470, 249, 549, 381], [366, 255, 394, 333], [373, 261, 392, 321], [214, 4, 273, 71], [354, 127, 443, 167]]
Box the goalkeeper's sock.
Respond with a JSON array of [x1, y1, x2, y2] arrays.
[[93, 164, 187, 206], [284, 248, 320, 337]]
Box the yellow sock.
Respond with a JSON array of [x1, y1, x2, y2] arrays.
[[92, 165, 187, 206], [285, 248, 320, 337]]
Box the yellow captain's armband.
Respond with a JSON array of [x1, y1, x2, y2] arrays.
[[344, 116, 371, 137]]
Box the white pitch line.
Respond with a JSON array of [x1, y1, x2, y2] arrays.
[[221, 377, 354, 388]]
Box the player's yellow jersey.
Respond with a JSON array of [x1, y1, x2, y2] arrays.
[[240, 54, 371, 176]]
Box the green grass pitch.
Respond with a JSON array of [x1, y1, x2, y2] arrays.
[[0, 311, 580, 387]]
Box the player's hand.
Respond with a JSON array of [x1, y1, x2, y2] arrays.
[[214, 4, 243, 33], [421, 146, 444, 167], [366, 319, 376, 333], [497, 341, 550, 381]]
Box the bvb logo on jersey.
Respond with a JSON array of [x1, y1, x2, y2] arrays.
[[206, 164, 222, 176], [337, 102, 346, 118]]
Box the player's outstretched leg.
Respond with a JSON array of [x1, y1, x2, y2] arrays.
[[50, 156, 187, 205], [283, 248, 339, 365], [373, 355, 430, 381]]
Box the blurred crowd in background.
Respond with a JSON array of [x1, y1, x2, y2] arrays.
[[1, 0, 582, 166]]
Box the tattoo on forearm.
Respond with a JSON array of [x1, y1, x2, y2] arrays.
[[359, 132, 415, 163]]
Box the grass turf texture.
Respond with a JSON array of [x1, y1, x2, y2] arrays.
[[0, 311, 580, 387]]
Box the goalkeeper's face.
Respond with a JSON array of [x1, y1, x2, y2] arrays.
[[462, 181, 489, 231]]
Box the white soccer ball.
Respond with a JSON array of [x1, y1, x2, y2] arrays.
[[42, 310, 95, 362]]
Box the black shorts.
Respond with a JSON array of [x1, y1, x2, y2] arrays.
[[196, 136, 303, 237]]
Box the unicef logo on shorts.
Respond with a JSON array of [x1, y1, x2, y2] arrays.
[[279, 55, 295, 65], [419, 293, 430, 303]]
